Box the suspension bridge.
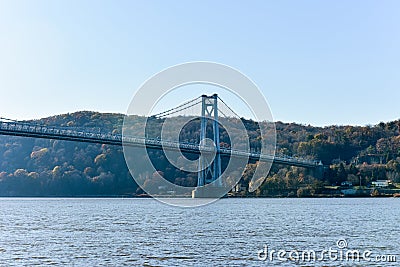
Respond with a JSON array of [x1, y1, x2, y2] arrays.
[[0, 94, 322, 195]]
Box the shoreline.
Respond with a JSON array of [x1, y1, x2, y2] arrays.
[[0, 194, 399, 198]]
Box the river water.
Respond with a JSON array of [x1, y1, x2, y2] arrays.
[[0, 198, 398, 266]]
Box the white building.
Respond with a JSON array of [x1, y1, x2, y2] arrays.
[[371, 180, 391, 188]]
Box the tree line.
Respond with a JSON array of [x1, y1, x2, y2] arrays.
[[0, 111, 399, 196]]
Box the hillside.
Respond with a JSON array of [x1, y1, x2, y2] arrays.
[[0, 111, 399, 197]]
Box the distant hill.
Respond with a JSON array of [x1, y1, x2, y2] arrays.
[[0, 111, 399, 197]]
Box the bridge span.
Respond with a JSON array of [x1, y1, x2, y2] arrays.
[[0, 119, 320, 169]]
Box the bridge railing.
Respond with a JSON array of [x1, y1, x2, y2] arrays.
[[0, 121, 123, 141]]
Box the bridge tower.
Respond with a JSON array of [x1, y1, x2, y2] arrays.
[[196, 94, 222, 189], [192, 94, 224, 198]]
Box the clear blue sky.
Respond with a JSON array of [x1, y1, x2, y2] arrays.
[[0, 0, 399, 126]]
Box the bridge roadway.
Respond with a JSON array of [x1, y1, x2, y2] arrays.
[[0, 120, 320, 168]]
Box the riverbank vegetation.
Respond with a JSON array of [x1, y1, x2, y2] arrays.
[[0, 111, 399, 197]]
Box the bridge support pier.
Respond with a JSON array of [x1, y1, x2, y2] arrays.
[[191, 186, 227, 198]]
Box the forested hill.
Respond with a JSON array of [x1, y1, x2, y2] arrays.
[[0, 111, 399, 197]]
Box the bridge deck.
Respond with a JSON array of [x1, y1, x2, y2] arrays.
[[0, 121, 320, 168]]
